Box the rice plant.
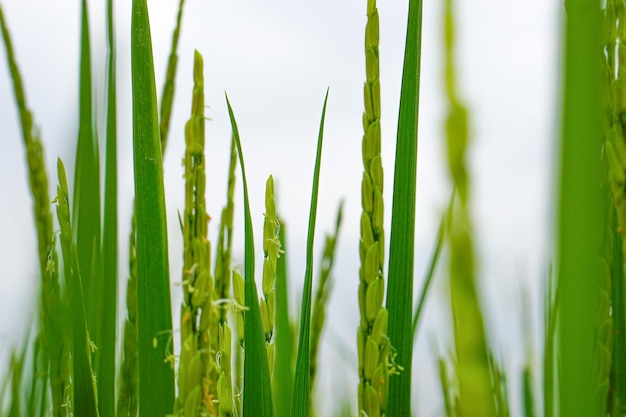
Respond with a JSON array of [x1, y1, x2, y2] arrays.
[[0, 0, 621, 417]]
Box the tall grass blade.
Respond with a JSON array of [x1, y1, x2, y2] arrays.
[[73, 0, 102, 350], [385, 0, 424, 412], [99, 0, 118, 416], [273, 218, 294, 417], [55, 158, 99, 417], [290, 89, 329, 417], [131, 1, 175, 415], [556, 1, 604, 416], [226, 94, 275, 417], [0, 6, 67, 416]]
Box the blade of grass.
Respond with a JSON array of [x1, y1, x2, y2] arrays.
[[385, 0, 424, 413], [556, 1, 604, 416], [273, 217, 294, 417], [99, 0, 117, 416], [55, 158, 99, 417], [290, 88, 329, 417], [131, 1, 175, 415], [226, 93, 275, 417], [73, 0, 102, 351]]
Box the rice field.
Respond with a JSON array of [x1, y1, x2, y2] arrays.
[[1, 1, 615, 417]]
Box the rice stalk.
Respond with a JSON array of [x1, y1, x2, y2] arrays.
[[260, 175, 281, 374], [159, 0, 186, 150], [443, 0, 497, 415], [175, 50, 217, 417], [309, 200, 343, 406], [0, 7, 68, 417], [358, 1, 391, 415]]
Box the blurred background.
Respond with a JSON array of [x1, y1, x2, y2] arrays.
[[0, 0, 558, 415]]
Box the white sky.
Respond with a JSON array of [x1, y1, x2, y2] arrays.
[[0, 0, 559, 415]]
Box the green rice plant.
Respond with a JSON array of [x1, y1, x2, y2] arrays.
[[290, 89, 329, 417], [260, 175, 280, 366], [0, 6, 67, 417], [443, 1, 497, 416], [130, 1, 175, 415], [175, 49, 215, 417], [54, 158, 99, 417], [357, 1, 392, 415], [99, 1, 118, 416], [385, 0, 424, 413], [6, 1, 621, 417], [226, 93, 275, 417]]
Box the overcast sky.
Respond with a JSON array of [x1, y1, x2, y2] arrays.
[[0, 0, 558, 415]]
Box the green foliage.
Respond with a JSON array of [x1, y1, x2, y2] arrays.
[[130, 1, 175, 415], [227, 94, 275, 417], [2, 2, 624, 417], [291, 90, 329, 417]]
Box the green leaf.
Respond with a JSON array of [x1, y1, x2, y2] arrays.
[[556, 2, 604, 416], [73, 0, 102, 349], [131, 1, 175, 416], [386, 0, 424, 413], [290, 89, 329, 417], [56, 158, 99, 417], [99, 0, 117, 416], [225, 94, 275, 417]]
